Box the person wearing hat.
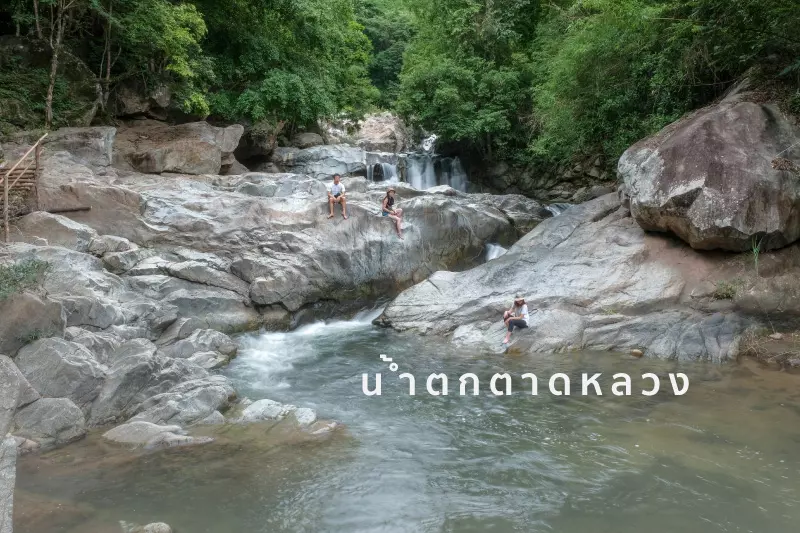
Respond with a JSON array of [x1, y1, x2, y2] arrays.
[[502, 295, 530, 345], [381, 187, 404, 239]]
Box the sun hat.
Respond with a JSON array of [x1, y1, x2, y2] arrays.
[[514, 294, 525, 303], [387, 187, 396, 193]]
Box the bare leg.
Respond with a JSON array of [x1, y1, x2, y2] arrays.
[[328, 197, 335, 218], [389, 214, 403, 239], [341, 197, 348, 219]]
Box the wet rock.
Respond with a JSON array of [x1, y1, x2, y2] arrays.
[[13, 398, 87, 448], [14, 338, 106, 409], [621, 90, 800, 251], [187, 351, 229, 370], [236, 399, 317, 427], [130, 375, 236, 427], [103, 421, 212, 450], [10, 212, 98, 252], [121, 522, 173, 533], [161, 329, 237, 359], [0, 291, 65, 356]]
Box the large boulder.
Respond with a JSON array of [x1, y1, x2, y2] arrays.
[[0, 356, 40, 426], [10, 212, 98, 252], [355, 113, 409, 153], [14, 338, 106, 409], [12, 398, 87, 448], [43, 127, 116, 168], [380, 193, 748, 362], [113, 120, 245, 175], [291, 132, 324, 149], [271, 144, 367, 179], [620, 88, 800, 251], [0, 291, 65, 356]]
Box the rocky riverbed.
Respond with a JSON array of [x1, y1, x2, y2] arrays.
[[1, 81, 799, 532]]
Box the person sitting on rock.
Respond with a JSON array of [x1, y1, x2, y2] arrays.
[[502, 295, 529, 345], [328, 174, 348, 219], [382, 187, 404, 239]]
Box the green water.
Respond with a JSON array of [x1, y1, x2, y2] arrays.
[[14, 311, 800, 532]]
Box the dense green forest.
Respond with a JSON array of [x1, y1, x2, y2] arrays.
[[1, 0, 798, 173]]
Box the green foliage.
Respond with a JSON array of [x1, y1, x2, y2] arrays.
[[194, 0, 377, 125], [398, 0, 800, 173], [713, 279, 743, 300], [0, 259, 50, 301], [396, 0, 538, 159], [356, 0, 415, 107]]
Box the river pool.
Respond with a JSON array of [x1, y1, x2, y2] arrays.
[[14, 309, 800, 532]]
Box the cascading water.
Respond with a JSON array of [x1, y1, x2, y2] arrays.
[[406, 155, 438, 190], [546, 203, 572, 216], [485, 243, 508, 261]]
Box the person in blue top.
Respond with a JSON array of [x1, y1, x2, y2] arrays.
[[502, 295, 529, 345], [381, 187, 404, 239]]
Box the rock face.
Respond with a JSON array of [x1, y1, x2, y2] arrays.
[[0, 437, 14, 533], [380, 193, 750, 362], [620, 89, 800, 251], [12, 398, 87, 449], [355, 112, 409, 153], [14, 338, 106, 409], [11, 212, 98, 252], [0, 291, 66, 356], [271, 144, 367, 179], [113, 120, 245, 175]]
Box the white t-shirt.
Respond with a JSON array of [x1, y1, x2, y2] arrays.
[[331, 182, 346, 196], [516, 304, 530, 325]]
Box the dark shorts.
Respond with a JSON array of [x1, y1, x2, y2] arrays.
[[507, 319, 528, 332], [333, 193, 341, 199], [382, 211, 390, 217]]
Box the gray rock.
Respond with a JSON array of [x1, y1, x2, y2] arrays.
[[0, 356, 40, 424], [13, 398, 87, 448], [88, 234, 138, 256], [113, 120, 245, 175], [162, 288, 260, 334], [291, 132, 324, 149], [15, 338, 106, 408], [103, 248, 156, 274], [0, 291, 65, 356], [102, 420, 212, 449], [162, 329, 237, 359], [0, 437, 14, 533], [163, 261, 250, 297], [10, 212, 98, 252], [103, 420, 184, 445], [187, 351, 229, 370], [195, 410, 225, 426], [64, 327, 123, 364], [355, 112, 409, 153], [621, 91, 800, 251], [271, 144, 366, 179], [130, 375, 236, 427], [43, 126, 116, 167], [237, 399, 295, 422]]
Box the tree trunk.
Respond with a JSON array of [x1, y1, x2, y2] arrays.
[[33, 0, 43, 39], [45, 2, 67, 131]]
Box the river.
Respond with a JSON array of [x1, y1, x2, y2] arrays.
[[14, 309, 800, 532]]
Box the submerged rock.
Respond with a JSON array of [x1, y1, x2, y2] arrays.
[[621, 87, 800, 251], [103, 420, 212, 449]]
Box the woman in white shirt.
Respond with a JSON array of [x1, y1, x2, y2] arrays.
[[502, 295, 529, 345]]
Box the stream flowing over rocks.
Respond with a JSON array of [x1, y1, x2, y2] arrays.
[[1, 94, 799, 531]]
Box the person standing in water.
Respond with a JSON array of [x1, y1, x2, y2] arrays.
[[502, 295, 529, 345], [328, 174, 348, 219], [382, 187, 404, 239]]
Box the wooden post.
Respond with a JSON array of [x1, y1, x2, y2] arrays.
[[35, 144, 42, 211]]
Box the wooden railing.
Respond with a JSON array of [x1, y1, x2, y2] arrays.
[[1, 133, 47, 243]]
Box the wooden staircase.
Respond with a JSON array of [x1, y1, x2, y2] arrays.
[[1, 133, 47, 242]]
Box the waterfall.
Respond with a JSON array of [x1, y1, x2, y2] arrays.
[[406, 154, 468, 192], [546, 203, 572, 216], [407, 155, 438, 190], [366, 153, 401, 183], [485, 243, 508, 261]]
